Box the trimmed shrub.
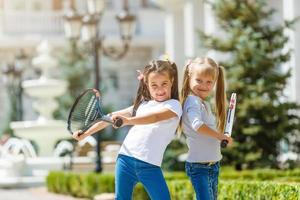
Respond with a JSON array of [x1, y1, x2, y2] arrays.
[[133, 183, 150, 200], [47, 171, 300, 199], [220, 168, 300, 182], [219, 181, 300, 200], [168, 180, 194, 200], [164, 172, 188, 181]]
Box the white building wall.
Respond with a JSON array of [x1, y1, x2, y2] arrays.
[[292, 0, 300, 105], [284, 0, 300, 105], [0, 0, 300, 135]]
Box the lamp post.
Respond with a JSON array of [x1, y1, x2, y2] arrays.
[[2, 50, 28, 122], [63, 0, 136, 173]]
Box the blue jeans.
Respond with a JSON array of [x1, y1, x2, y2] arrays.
[[185, 162, 220, 200], [115, 154, 171, 200]]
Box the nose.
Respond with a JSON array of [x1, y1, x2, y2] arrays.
[[199, 83, 209, 91], [156, 86, 165, 93], [204, 83, 210, 89]]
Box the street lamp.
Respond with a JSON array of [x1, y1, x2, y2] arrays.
[[2, 50, 28, 122], [63, 0, 136, 173]]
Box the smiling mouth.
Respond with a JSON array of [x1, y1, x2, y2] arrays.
[[197, 89, 208, 92]]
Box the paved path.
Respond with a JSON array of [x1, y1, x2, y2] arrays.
[[0, 187, 88, 200]]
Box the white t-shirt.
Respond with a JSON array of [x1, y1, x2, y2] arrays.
[[119, 99, 182, 166]]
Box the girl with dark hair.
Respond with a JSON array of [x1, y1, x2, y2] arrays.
[[73, 59, 182, 200]]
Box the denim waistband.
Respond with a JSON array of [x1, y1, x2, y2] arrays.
[[187, 161, 219, 166]]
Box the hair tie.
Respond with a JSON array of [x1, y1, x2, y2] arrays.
[[158, 53, 170, 62], [136, 70, 144, 81], [163, 53, 170, 61]]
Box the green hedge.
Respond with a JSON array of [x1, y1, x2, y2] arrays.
[[47, 171, 300, 199], [220, 168, 300, 182], [219, 181, 300, 200], [47, 172, 114, 198]]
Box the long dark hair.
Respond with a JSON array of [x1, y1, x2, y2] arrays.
[[132, 59, 179, 116]]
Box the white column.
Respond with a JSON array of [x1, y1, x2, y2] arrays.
[[202, 0, 219, 59], [153, 0, 185, 83], [283, 0, 300, 104], [184, 0, 205, 58], [163, 1, 185, 69], [157, 0, 185, 88], [291, 0, 300, 104]]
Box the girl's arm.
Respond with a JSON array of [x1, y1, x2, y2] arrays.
[[73, 106, 133, 141], [73, 121, 110, 141], [110, 106, 133, 118], [112, 108, 178, 126], [197, 124, 233, 145], [185, 98, 233, 145]]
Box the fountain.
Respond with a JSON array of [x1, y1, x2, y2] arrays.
[[0, 41, 73, 188], [10, 41, 70, 156], [0, 41, 117, 188], [0, 137, 66, 188]]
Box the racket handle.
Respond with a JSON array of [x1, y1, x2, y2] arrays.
[[221, 140, 228, 148], [114, 117, 123, 128], [77, 130, 84, 136]]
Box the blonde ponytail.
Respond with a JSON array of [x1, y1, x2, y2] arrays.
[[215, 65, 227, 133]]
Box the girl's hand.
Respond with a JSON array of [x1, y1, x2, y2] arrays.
[[73, 130, 87, 141], [111, 115, 130, 127], [221, 134, 233, 146]]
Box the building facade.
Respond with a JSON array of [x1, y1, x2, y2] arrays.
[[0, 0, 299, 134]]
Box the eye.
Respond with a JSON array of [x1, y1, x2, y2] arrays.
[[196, 79, 202, 83]]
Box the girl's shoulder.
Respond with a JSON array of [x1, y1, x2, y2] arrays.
[[184, 95, 202, 105], [160, 99, 182, 116], [143, 99, 180, 107], [165, 98, 180, 103], [183, 95, 208, 111], [162, 99, 181, 107]]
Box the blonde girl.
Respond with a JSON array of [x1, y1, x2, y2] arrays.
[[181, 57, 233, 200]]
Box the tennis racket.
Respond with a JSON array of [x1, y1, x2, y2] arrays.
[[221, 93, 237, 148], [67, 88, 123, 136]]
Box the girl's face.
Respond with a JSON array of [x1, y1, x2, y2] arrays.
[[147, 71, 173, 102], [189, 68, 215, 100]]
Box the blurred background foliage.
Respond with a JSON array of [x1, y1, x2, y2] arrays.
[[1, 0, 299, 172], [199, 0, 300, 169]]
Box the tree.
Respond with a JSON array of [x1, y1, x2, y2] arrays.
[[200, 0, 300, 169], [54, 42, 120, 141], [54, 42, 92, 120]]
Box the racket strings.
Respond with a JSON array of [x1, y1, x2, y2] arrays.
[[70, 92, 102, 132]]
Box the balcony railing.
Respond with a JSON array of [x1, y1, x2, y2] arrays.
[[1, 11, 64, 35], [0, 8, 164, 37]]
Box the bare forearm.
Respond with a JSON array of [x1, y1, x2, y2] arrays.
[[85, 121, 110, 136], [111, 109, 132, 118], [127, 115, 160, 125], [127, 110, 177, 125], [197, 124, 224, 141]]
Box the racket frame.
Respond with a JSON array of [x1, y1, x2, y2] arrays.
[[221, 93, 237, 148], [67, 89, 119, 135]]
